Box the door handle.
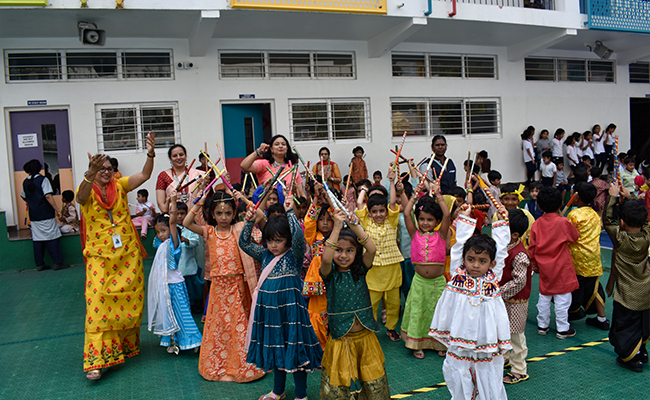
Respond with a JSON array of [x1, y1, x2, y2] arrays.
[[68, 154, 71, 164]]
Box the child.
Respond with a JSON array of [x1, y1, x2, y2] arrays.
[[525, 182, 543, 220], [590, 166, 610, 220], [302, 182, 335, 348], [401, 182, 450, 359], [539, 151, 557, 187], [58, 190, 79, 233], [500, 209, 532, 385], [578, 130, 594, 165], [604, 184, 650, 372], [183, 189, 264, 382], [341, 175, 357, 215], [565, 133, 580, 177], [478, 150, 491, 174], [294, 196, 309, 221], [499, 183, 535, 249], [372, 170, 384, 188], [132, 189, 156, 239], [318, 209, 390, 399], [396, 181, 415, 299], [174, 202, 204, 313], [350, 146, 368, 184], [239, 198, 322, 400], [429, 204, 512, 399], [621, 156, 640, 194], [487, 170, 502, 223], [355, 167, 403, 341], [551, 128, 565, 165], [529, 187, 579, 339], [147, 194, 202, 354], [566, 182, 609, 329], [555, 161, 570, 202]]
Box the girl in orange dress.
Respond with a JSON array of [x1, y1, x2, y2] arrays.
[[184, 189, 264, 383]]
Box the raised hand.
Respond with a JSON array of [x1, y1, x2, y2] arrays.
[[145, 131, 156, 156], [86, 153, 109, 181], [257, 143, 270, 155]]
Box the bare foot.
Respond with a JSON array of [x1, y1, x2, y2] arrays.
[[413, 350, 425, 359]]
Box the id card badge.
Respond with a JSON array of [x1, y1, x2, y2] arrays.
[[112, 234, 123, 249]]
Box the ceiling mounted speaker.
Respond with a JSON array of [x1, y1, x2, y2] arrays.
[[78, 22, 106, 46]]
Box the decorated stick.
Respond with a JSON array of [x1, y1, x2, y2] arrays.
[[474, 173, 508, 220], [193, 174, 221, 204], [464, 151, 472, 184], [200, 150, 222, 176], [471, 204, 490, 210], [613, 135, 622, 187], [242, 173, 248, 191], [175, 158, 196, 190], [292, 146, 318, 182], [177, 174, 203, 192], [393, 131, 407, 170], [415, 155, 436, 196], [561, 192, 579, 216], [250, 173, 258, 188], [216, 142, 227, 173], [204, 142, 208, 153], [320, 156, 326, 184], [253, 166, 285, 211], [344, 161, 353, 198], [436, 158, 449, 185], [287, 166, 300, 205], [323, 181, 351, 218]]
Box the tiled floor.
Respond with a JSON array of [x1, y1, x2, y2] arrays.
[[1, 247, 647, 400]]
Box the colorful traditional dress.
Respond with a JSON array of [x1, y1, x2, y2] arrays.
[[350, 157, 368, 184], [313, 160, 342, 191], [239, 210, 323, 372], [199, 224, 265, 382], [320, 263, 390, 400], [79, 177, 147, 372], [401, 230, 447, 352]]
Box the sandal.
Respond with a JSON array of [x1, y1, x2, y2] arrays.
[[437, 351, 446, 357], [386, 329, 401, 342], [503, 360, 511, 370], [413, 350, 425, 359], [503, 372, 529, 384], [258, 392, 286, 400], [381, 309, 387, 324], [86, 369, 101, 380]]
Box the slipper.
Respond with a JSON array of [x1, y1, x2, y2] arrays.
[[413, 350, 425, 359], [259, 392, 286, 400], [386, 329, 401, 342], [437, 351, 446, 357], [86, 369, 101, 380], [503, 372, 529, 384], [503, 361, 511, 370]]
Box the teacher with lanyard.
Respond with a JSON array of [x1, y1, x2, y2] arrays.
[[312, 147, 342, 191], [77, 132, 155, 380], [156, 144, 203, 214], [419, 135, 457, 194], [240, 134, 305, 198]]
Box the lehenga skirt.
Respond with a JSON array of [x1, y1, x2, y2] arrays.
[[401, 273, 447, 351]]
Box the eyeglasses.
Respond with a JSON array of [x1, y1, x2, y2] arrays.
[[99, 167, 114, 173]]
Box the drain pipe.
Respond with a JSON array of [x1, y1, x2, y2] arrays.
[[425, 0, 432, 16], [449, 0, 457, 17]]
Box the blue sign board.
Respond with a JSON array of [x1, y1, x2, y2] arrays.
[[27, 100, 47, 106], [239, 94, 255, 99]]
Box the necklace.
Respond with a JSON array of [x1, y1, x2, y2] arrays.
[[272, 159, 283, 168], [467, 276, 485, 307], [215, 225, 233, 240]]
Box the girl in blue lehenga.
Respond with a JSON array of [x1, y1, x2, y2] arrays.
[[240, 198, 323, 400], [148, 193, 202, 353]]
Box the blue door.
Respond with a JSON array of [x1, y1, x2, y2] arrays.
[[221, 104, 267, 183]]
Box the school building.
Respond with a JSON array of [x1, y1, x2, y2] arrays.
[[2, 0, 650, 235]]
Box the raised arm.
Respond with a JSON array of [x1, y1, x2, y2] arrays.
[[348, 213, 376, 268], [76, 153, 108, 205], [239, 208, 267, 261], [240, 143, 269, 174], [388, 166, 397, 212], [403, 183, 420, 238], [128, 131, 156, 190], [183, 178, 209, 236], [284, 198, 306, 265], [491, 205, 509, 280], [449, 206, 475, 276], [433, 181, 451, 242], [320, 210, 345, 277], [169, 191, 180, 250]]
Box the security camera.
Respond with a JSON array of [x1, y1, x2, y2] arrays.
[[177, 62, 184, 69], [183, 62, 194, 69], [593, 41, 613, 59], [78, 22, 106, 46]]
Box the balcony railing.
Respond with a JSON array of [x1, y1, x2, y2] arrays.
[[586, 0, 650, 33], [436, 0, 554, 10]]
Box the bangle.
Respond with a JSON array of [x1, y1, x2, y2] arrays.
[[196, 202, 204, 206], [83, 177, 93, 185], [324, 240, 339, 249], [147, 153, 155, 158], [466, 188, 474, 193], [357, 233, 370, 245], [190, 209, 198, 215], [255, 149, 262, 157]]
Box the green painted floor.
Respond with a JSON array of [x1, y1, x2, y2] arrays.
[[1, 248, 648, 400]]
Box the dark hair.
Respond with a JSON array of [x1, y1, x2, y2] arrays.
[[619, 199, 647, 228], [554, 128, 565, 138], [583, 130, 592, 139], [617, 152, 627, 160], [500, 183, 521, 195], [529, 181, 543, 191], [261, 135, 297, 165], [488, 170, 502, 183], [262, 214, 292, 244], [328, 228, 365, 281], [357, 179, 372, 190], [624, 156, 636, 165], [414, 196, 443, 222], [431, 135, 447, 147], [643, 165, 650, 180], [527, 125, 535, 133], [478, 150, 488, 159], [295, 196, 307, 206], [167, 144, 187, 160], [592, 124, 601, 132], [564, 132, 579, 146], [176, 202, 188, 213], [198, 152, 207, 160], [23, 159, 43, 192], [403, 181, 413, 198], [203, 190, 237, 226], [367, 194, 388, 211], [537, 187, 562, 213], [508, 208, 529, 237], [539, 129, 549, 138], [463, 160, 480, 174], [232, 183, 243, 192], [137, 189, 149, 198], [154, 214, 170, 228], [573, 163, 590, 184], [542, 150, 552, 159], [318, 147, 330, 156], [110, 158, 119, 172], [62, 190, 75, 203], [582, 155, 592, 162], [368, 184, 388, 197], [352, 146, 365, 154], [462, 234, 497, 263], [520, 130, 532, 140], [556, 160, 564, 166], [448, 186, 466, 200], [267, 203, 286, 217], [373, 170, 383, 178], [574, 182, 597, 204], [591, 166, 603, 179], [606, 123, 617, 132]]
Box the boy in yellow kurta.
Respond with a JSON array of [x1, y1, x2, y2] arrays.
[[355, 168, 403, 341], [567, 182, 609, 329]]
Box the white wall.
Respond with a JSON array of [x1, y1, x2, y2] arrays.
[[1, 36, 647, 225]]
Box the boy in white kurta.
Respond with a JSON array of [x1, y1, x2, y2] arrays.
[[429, 205, 512, 400]]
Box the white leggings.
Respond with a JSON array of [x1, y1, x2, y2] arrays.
[[443, 348, 508, 400], [536, 292, 572, 332]]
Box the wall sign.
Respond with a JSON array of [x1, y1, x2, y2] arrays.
[[239, 94, 255, 99], [17, 133, 38, 148], [27, 100, 47, 106]]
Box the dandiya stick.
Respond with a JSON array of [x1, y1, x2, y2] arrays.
[[613, 135, 622, 187], [292, 146, 318, 182], [193, 173, 221, 204], [344, 161, 353, 198], [321, 156, 326, 184], [436, 158, 449, 185], [471, 204, 490, 210], [464, 151, 472, 184], [287, 166, 300, 206], [393, 131, 407, 170], [177, 174, 203, 192], [415, 155, 436, 196], [216, 142, 227, 172], [242, 173, 248, 190], [561, 192, 579, 216], [253, 166, 285, 211], [389, 149, 434, 184], [474, 173, 508, 220], [200, 150, 221, 176], [249, 173, 257, 188], [176, 158, 196, 190]]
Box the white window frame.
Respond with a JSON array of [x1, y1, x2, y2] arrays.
[[390, 97, 501, 140], [4, 49, 174, 83], [289, 98, 371, 143], [629, 61, 650, 83], [524, 57, 616, 83], [95, 102, 180, 153], [219, 51, 356, 80], [391, 52, 498, 79]]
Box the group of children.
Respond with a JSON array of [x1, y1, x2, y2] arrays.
[[133, 139, 649, 400]]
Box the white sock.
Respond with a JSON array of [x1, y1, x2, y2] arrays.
[[598, 316, 607, 322]]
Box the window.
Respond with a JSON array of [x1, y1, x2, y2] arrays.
[[219, 51, 355, 79], [629, 62, 650, 83], [524, 57, 615, 83], [96, 103, 179, 152], [392, 53, 497, 79], [290, 99, 369, 142], [4, 49, 173, 82], [391, 98, 500, 138]]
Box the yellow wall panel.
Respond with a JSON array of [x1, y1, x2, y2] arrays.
[[231, 0, 387, 15]]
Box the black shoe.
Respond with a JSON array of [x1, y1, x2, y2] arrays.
[[568, 309, 586, 321], [556, 328, 576, 339], [37, 265, 51, 271], [586, 317, 610, 330], [53, 264, 69, 270], [537, 326, 549, 335], [640, 348, 649, 364], [616, 357, 643, 372]]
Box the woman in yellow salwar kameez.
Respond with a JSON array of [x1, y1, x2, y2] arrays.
[[77, 132, 156, 380]]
